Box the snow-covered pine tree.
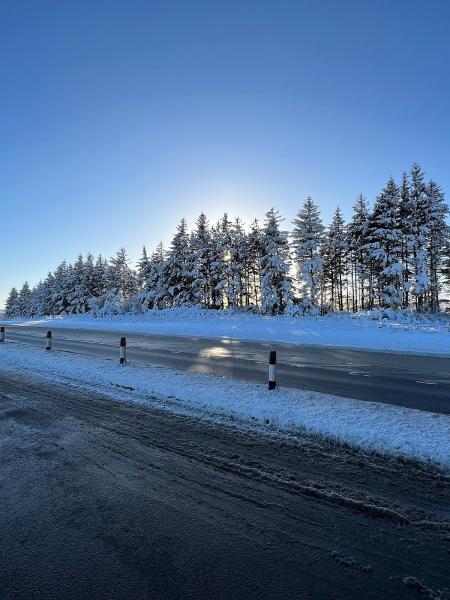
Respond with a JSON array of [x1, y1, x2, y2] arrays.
[[29, 280, 48, 316], [399, 172, 414, 308], [230, 217, 248, 308], [5, 287, 20, 317], [291, 196, 324, 313], [409, 163, 430, 310], [442, 226, 450, 293], [62, 262, 77, 314], [141, 242, 167, 309], [205, 219, 223, 309], [67, 254, 91, 314], [259, 208, 293, 315], [40, 272, 55, 315], [106, 248, 137, 298], [136, 246, 151, 290], [211, 213, 248, 310], [91, 288, 126, 316], [164, 218, 195, 307], [365, 178, 403, 309], [246, 219, 263, 308], [323, 207, 348, 311], [92, 255, 108, 298], [51, 261, 71, 314], [211, 214, 231, 309], [190, 213, 214, 308], [347, 194, 370, 311], [425, 180, 449, 311], [77, 253, 96, 311], [17, 281, 33, 316]]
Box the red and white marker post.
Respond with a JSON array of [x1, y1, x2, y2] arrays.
[[268, 350, 277, 390], [120, 337, 127, 365], [46, 330, 52, 351]]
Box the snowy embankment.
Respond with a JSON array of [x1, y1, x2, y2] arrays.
[[1, 343, 449, 470], [3, 308, 450, 355]]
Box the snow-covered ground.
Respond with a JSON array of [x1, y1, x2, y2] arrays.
[[1, 342, 449, 470], [3, 309, 450, 355]]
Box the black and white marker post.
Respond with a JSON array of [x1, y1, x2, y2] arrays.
[[46, 330, 52, 351], [0, 326, 4, 343], [120, 336, 127, 365], [268, 350, 277, 390]]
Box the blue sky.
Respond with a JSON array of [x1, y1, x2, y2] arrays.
[[1, 0, 450, 306]]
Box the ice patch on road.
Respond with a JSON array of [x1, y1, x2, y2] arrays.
[[1, 343, 449, 470]]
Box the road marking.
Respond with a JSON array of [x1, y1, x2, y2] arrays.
[[348, 371, 371, 378], [416, 380, 438, 385]]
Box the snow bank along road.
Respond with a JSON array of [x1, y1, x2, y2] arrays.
[[4, 324, 450, 414], [1, 372, 449, 600]]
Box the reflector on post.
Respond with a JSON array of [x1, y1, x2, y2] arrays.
[[120, 336, 127, 365], [268, 350, 277, 390]]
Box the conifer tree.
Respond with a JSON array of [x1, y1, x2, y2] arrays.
[[92, 255, 108, 298], [212, 214, 231, 309], [347, 194, 370, 311], [83, 253, 96, 300], [246, 219, 263, 308], [18, 281, 32, 316], [442, 229, 450, 291], [51, 261, 71, 314], [259, 209, 293, 315], [137, 246, 151, 289], [5, 287, 20, 317], [29, 280, 49, 316], [366, 178, 403, 308], [399, 172, 413, 308], [409, 163, 430, 310], [291, 197, 324, 312], [67, 255, 91, 314], [164, 219, 195, 307], [41, 273, 55, 315], [107, 248, 137, 298], [324, 207, 347, 311], [425, 180, 448, 311], [143, 242, 166, 309], [190, 213, 214, 308], [230, 217, 248, 308]]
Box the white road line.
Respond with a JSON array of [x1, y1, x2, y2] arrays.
[[348, 371, 372, 378]]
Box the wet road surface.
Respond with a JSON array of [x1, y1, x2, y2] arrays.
[[3, 324, 450, 414]]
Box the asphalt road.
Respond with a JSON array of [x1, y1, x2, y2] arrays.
[[0, 372, 449, 600], [4, 324, 450, 414]]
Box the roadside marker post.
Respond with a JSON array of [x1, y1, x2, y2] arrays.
[[120, 337, 127, 365], [268, 350, 277, 390], [46, 330, 52, 351], [0, 326, 4, 342]]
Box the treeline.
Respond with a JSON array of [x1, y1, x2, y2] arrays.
[[5, 163, 450, 318]]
